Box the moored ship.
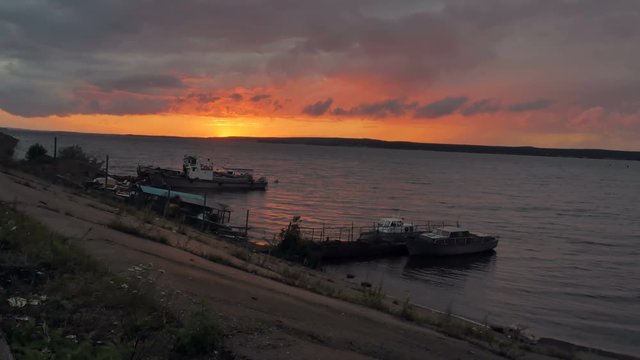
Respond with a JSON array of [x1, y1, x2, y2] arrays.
[[406, 226, 498, 256], [357, 216, 420, 242], [137, 155, 267, 191]]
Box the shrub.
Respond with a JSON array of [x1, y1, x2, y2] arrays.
[[58, 144, 88, 160], [174, 307, 223, 356], [26, 143, 48, 161], [360, 282, 387, 311], [276, 216, 320, 267], [400, 297, 419, 322], [108, 217, 169, 244]]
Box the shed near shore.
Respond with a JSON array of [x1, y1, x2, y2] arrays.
[[137, 185, 231, 223]]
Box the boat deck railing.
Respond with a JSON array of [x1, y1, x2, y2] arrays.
[[298, 221, 455, 242]]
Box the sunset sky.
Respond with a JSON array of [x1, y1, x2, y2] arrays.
[[1, 0, 639, 150]]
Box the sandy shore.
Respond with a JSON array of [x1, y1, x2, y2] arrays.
[[1, 168, 620, 360]]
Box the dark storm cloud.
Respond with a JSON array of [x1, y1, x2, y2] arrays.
[[332, 99, 417, 118], [97, 98, 170, 115], [186, 93, 221, 104], [0, 87, 78, 118], [250, 94, 271, 102], [96, 74, 185, 93], [1, 0, 640, 117], [302, 98, 333, 116], [570, 81, 640, 114], [229, 93, 243, 102], [414, 97, 468, 119], [461, 98, 501, 116], [508, 99, 553, 112]]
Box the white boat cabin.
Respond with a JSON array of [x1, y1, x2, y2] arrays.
[[423, 226, 471, 239], [183, 155, 215, 180], [214, 167, 254, 177], [183, 155, 255, 180], [376, 217, 414, 233]]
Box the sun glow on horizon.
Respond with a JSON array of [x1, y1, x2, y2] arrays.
[[1, 109, 639, 151]]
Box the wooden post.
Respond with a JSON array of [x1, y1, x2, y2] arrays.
[[163, 187, 171, 218], [104, 155, 109, 190], [322, 223, 325, 241], [351, 221, 354, 241], [244, 209, 250, 236], [201, 193, 207, 231], [53, 136, 57, 161]]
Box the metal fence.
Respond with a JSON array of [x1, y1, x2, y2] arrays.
[[296, 221, 455, 242]]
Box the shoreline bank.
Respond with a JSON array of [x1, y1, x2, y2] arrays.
[[0, 167, 636, 359]]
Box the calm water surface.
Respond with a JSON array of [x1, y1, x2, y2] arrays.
[[7, 129, 640, 356]]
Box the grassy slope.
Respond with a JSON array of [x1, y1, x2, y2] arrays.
[[0, 201, 224, 360]]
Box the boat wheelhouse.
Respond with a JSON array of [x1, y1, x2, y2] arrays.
[[357, 216, 419, 242]]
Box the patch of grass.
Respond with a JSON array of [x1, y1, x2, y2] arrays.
[[0, 201, 230, 359], [230, 247, 252, 262], [108, 217, 169, 244], [0, 203, 178, 358], [139, 207, 157, 224], [359, 282, 387, 311], [399, 297, 419, 322], [202, 253, 235, 267], [278, 265, 341, 297], [174, 306, 224, 356]]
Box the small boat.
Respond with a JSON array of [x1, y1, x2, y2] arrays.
[[357, 217, 420, 242], [406, 226, 498, 256], [137, 155, 267, 191]]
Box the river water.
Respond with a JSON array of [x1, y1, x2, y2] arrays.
[[6, 129, 640, 356]]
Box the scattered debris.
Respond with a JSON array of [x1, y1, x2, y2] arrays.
[[8, 297, 27, 308]]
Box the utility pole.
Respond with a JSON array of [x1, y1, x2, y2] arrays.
[[244, 209, 250, 236], [104, 155, 109, 190], [163, 187, 171, 218], [201, 193, 207, 231]]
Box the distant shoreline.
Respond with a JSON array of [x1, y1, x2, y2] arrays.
[[4, 127, 640, 161], [256, 137, 640, 161]]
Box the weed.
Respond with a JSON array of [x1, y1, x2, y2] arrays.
[[173, 306, 223, 356], [359, 282, 387, 311], [277, 265, 340, 297], [0, 202, 208, 359], [231, 247, 252, 262], [108, 217, 168, 244], [399, 297, 419, 322], [203, 253, 240, 269]]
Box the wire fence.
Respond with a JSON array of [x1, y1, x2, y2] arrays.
[[292, 221, 455, 242]]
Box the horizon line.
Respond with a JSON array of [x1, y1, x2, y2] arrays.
[[2, 126, 639, 154]]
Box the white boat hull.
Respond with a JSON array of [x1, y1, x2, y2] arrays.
[[162, 175, 267, 190], [406, 236, 498, 256], [138, 166, 267, 191]]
